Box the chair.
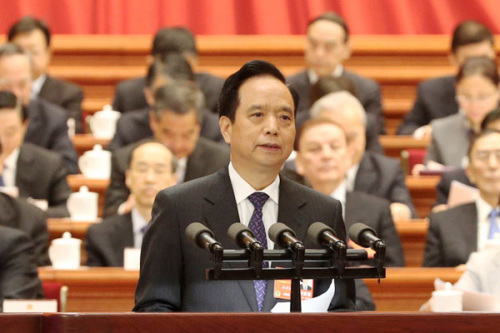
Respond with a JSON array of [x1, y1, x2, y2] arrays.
[[401, 149, 427, 175], [42, 281, 68, 312]]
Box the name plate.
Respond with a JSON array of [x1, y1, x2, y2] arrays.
[[3, 299, 57, 312], [124, 247, 141, 271]]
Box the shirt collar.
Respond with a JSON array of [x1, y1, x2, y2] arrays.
[[228, 162, 280, 205], [345, 163, 359, 192], [31, 74, 47, 99], [307, 65, 344, 85], [330, 181, 347, 204], [131, 208, 148, 234], [4, 147, 20, 171], [476, 196, 497, 223]]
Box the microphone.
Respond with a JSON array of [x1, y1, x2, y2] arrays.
[[227, 223, 263, 251], [348, 223, 385, 251], [268, 223, 304, 253], [185, 222, 222, 253], [307, 222, 346, 253]]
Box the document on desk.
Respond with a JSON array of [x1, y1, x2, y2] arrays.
[[447, 181, 479, 208], [271, 279, 336, 313], [435, 278, 500, 312]]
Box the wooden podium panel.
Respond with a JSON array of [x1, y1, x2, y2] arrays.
[[395, 219, 429, 267], [406, 176, 440, 218], [0, 314, 41, 333]]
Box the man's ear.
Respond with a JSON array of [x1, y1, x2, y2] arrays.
[[144, 87, 154, 107], [219, 116, 232, 145], [295, 154, 305, 176], [341, 41, 352, 61], [125, 169, 132, 189]]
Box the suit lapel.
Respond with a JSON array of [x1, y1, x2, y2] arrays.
[[111, 214, 134, 265], [462, 203, 478, 254], [15, 144, 36, 198], [354, 153, 377, 192]]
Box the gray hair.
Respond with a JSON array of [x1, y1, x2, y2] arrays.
[[309, 91, 367, 127], [153, 80, 205, 123]]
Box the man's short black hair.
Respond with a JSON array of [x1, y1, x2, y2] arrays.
[[468, 128, 500, 159], [0, 90, 28, 121], [153, 80, 205, 123], [145, 53, 194, 88], [481, 107, 500, 131], [451, 20, 494, 54], [218, 60, 299, 122], [152, 27, 197, 57], [8, 16, 51, 47], [308, 12, 349, 42]]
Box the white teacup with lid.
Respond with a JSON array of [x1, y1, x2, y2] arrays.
[[431, 282, 463, 312], [49, 232, 81, 269], [78, 144, 111, 179], [89, 105, 121, 139], [67, 186, 98, 221]]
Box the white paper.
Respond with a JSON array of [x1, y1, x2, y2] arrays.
[[434, 278, 500, 312], [447, 181, 479, 208], [124, 247, 141, 271], [3, 299, 57, 313], [271, 279, 336, 313]]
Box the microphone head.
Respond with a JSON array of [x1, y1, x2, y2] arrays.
[[228, 223, 254, 242], [307, 222, 336, 245], [185, 222, 215, 247], [268, 222, 295, 247], [349, 223, 377, 247]]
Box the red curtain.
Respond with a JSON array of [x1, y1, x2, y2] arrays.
[[1, 0, 500, 35]]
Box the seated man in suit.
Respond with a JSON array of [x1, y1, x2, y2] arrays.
[[0, 226, 44, 311], [398, 20, 496, 136], [86, 142, 176, 267], [295, 118, 404, 267], [104, 81, 229, 217], [0, 43, 78, 174], [8, 16, 84, 133], [134, 60, 355, 312], [424, 129, 500, 267], [113, 26, 224, 114], [0, 91, 71, 218], [287, 12, 384, 134], [0, 193, 50, 266], [107, 53, 221, 151]]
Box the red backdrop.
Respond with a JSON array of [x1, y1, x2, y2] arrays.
[[1, 0, 500, 35]]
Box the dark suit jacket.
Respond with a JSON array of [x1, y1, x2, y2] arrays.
[[397, 75, 458, 135], [346, 192, 405, 267], [38, 75, 84, 133], [112, 72, 224, 114], [434, 168, 474, 206], [16, 143, 71, 218], [103, 137, 230, 217], [85, 213, 133, 267], [423, 202, 477, 267], [133, 167, 356, 312], [0, 226, 44, 311], [287, 69, 385, 135], [24, 98, 79, 174], [355, 151, 418, 218], [0, 193, 50, 266], [107, 107, 223, 152]]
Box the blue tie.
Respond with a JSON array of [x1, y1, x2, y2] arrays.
[[488, 209, 499, 239], [248, 192, 269, 312], [0, 166, 5, 187]]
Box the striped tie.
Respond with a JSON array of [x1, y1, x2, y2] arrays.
[[248, 192, 269, 312]]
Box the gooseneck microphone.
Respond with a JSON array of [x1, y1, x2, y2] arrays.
[[307, 222, 346, 253], [268, 223, 304, 253], [348, 223, 385, 251], [185, 222, 222, 253], [227, 223, 263, 251]]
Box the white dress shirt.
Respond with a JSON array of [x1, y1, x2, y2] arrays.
[[476, 197, 499, 251], [228, 162, 279, 249], [330, 181, 347, 219], [31, 74, 47, 99], [345, 164, 359, 192], [176, 157, 187, 183], [131, 208, 148, 249], [307, 65, 344, 85], [1, 148, 20, 187]]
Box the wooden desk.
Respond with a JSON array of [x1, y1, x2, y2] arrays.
[[0, 314, 41, 332], [395, 219, 429, 267], [380, 136, 429, 159], [67, 175, 110, 217], [71, 135, 111, 156], [406, 176, 440, 218]]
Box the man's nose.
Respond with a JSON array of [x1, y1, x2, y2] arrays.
[[264, 115, 279, 135]]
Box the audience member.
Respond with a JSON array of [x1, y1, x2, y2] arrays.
[[0, 43, 78, 174], [398, 20, 496, 136], [112, 26, 224, 114], [0, 193, 49, 266], [103, 81, 229, 217], [134, 60, 355, 312], [86, 142, 176, 267], [8, 16, 84, 133], [454, 249, 500, 297], [295, 118, 404, 267], [424, 129, 500, 267], [0, 91, 71, 218], [303, 91, 417, 220], [425, 57, 500, 168], [0, 225, 44, 311], [107, 54, 221, 151], [287, 12, 384, 134]]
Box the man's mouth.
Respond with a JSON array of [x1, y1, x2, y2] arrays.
[[259, 143, 281, 150]]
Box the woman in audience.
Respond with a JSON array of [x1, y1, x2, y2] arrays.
[[425, 56, 500, 168]]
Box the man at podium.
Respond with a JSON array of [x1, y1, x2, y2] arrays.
[[133, 60, 355, 312]]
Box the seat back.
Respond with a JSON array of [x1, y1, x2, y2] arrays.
[[42, 281, 68, 312]]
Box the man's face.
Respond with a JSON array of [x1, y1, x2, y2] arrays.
[[220, 75, 295, 175], [11, 30, 51, 80], [467, 133, 500, 200], [305, 20, 350, 77], [149, 110, 200, 159], [318, 108, 366, 165], [451, 40, 496, 68], [296, 123, 351, 188], [0, 55, 32, 106], [0, 109, 26, 156], [126, 143, 176, 209]]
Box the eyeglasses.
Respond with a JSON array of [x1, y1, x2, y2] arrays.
[[473, 149, 500, 163]]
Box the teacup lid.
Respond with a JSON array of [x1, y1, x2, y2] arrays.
[[52, 231, 82, 245]]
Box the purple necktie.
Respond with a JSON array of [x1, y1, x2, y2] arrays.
[[248, 192, 269, 312], [488, 209, 499, 239]]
